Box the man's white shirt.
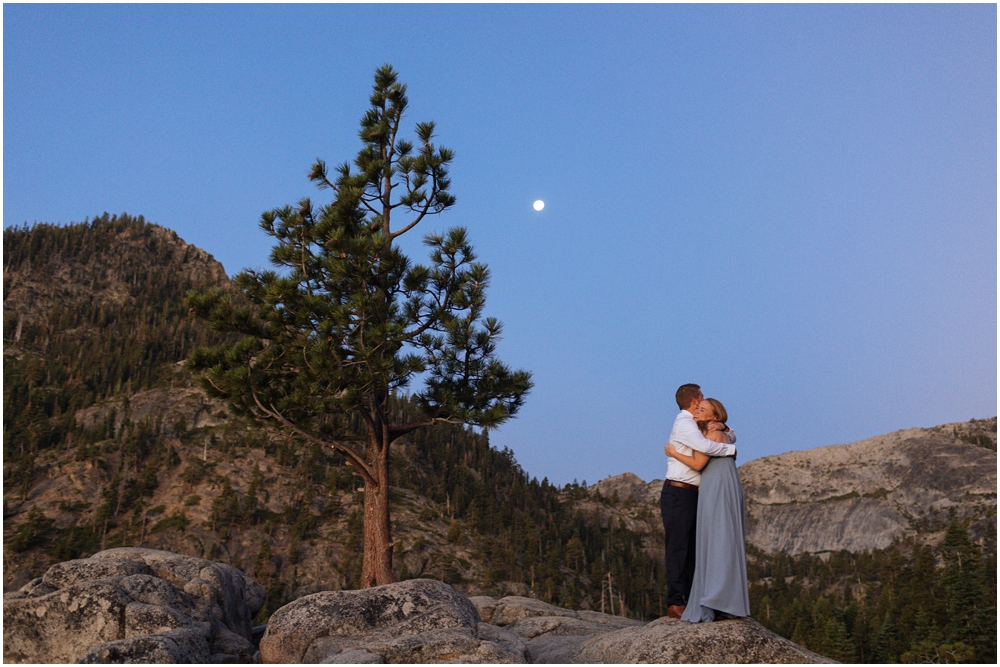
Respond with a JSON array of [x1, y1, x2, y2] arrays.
[[665, 410, 737, 486]]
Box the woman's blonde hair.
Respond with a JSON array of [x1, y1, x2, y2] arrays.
[[703, 398, 728, 424]]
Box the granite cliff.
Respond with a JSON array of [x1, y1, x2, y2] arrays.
[[739, 419, 996, 554], [571, 418, 996, 557]]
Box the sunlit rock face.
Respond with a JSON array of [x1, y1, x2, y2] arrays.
[[575, 419, 995, 561]]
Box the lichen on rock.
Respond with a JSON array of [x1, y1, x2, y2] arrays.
[[568, 615, 835, 664], [5, 549, 834, 664], [259, 578, 528, 663], [2, 547, 264, 664]]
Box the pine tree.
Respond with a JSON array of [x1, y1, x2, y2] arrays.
[[822, 618, 856, 662], [187, 65, 532, 587], [939, 520, 991, 662], [942, 524, 974, 628], [871, 613, 899, 663]]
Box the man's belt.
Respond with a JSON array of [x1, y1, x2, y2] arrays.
[[666, 480, 699, 492]]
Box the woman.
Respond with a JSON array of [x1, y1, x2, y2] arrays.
[[664, 398, 749, 623]]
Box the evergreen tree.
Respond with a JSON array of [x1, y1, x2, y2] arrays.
[[871, 614, 899, 663], [187, 65, 532, 587], [939, 520, 992, 662], [822, 618, 856, 662]]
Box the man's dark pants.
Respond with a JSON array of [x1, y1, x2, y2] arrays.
[[660, 482, 698, 607]]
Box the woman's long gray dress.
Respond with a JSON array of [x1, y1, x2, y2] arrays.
[[680, 455, 750, 622]]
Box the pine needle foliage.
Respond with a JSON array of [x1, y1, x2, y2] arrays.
[[185, 65, 531, 586]]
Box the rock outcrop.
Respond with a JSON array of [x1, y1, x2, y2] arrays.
[[472, 596, 644, 663], [3, 548, 265, 663], [260, 584, 828, 664], [260, 578, 529, 663], [577, 419, 997, 557], [470, 595, 830, 664], [591, 472, 661, 506], [5, 549, 830, 664], [568, 615, 834, 663], [740, 419, 997, 554]]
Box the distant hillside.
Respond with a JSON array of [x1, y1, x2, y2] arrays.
[[4, 213, 234, 574], [4, 214, 231, 488], [2, 217, 667, 626]]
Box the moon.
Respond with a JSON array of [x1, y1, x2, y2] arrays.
[[533, 200, 545, 211]]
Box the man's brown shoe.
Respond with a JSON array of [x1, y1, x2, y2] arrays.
[[667, 605, 686, 619]]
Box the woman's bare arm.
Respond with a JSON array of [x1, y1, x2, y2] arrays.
[[664, 443, 710, 471]]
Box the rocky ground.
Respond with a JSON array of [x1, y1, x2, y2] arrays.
[[4, 547, 831, 664], [3, 548, 263, 663], [262, 584, 831, 664]]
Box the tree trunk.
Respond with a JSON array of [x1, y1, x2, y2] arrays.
[[360, 450, 395, 588]]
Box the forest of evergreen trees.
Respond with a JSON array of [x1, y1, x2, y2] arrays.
[[748, 525, 996, 663], [389, 401, 668, 618], [4, 215, 231, 498], [4, 218, 996, 663]]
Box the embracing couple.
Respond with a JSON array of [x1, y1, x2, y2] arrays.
[[660, 383, 749, 623]]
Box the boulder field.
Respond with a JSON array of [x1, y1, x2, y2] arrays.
[[4, 549, 831, 664]]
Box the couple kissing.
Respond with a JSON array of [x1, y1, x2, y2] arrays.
[[660, 383, 749, 623]]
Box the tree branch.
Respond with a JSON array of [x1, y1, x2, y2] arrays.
[[398, 249, 463, 342], [203, 374, 229, 397], [315, 173, 338, 192], [388, 416, 467, 442], [250, 390, 377, 486], [359, 197, 381, 217], [389, 189, 435, 239]]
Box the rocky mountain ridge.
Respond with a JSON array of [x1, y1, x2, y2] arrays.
[[576, 418, 996, 556], [740, 419, 996, 554], [4, 216, 228, 343]]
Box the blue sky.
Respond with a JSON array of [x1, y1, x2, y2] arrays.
[[4, 4, 996, 485]]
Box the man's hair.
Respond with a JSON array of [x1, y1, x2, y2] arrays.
[[675, 384, 702, 410]]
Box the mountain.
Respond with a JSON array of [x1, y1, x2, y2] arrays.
[[560, 419, 997, 557], [4, 216, 994, 663], [2, 216, 667, 626], [740, 419, 996, 554], [4, 215, 231, 490]]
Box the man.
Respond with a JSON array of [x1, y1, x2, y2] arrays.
[[661, 383, 736, 619]]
